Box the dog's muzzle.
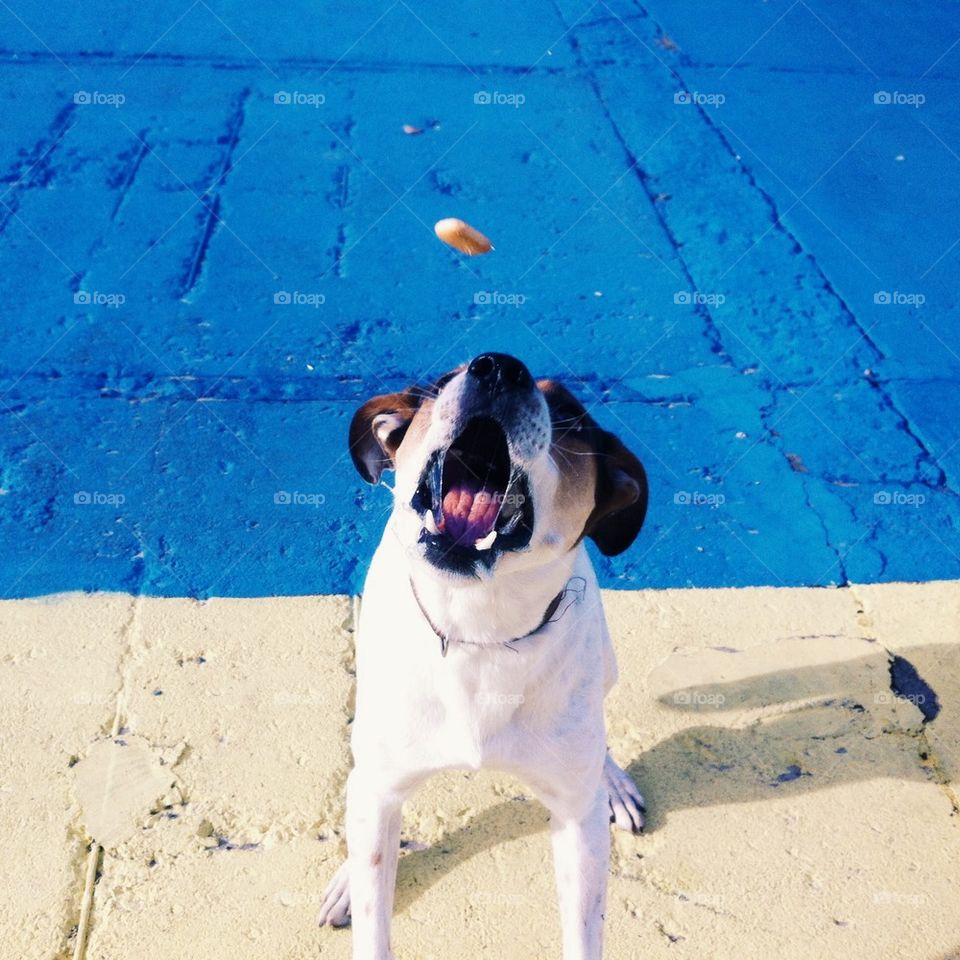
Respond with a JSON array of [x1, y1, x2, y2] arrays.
[[411, 354, 537, 573]]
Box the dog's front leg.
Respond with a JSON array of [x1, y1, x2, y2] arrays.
[[549, 785, 610, 960], [345, 769, 403, 960]]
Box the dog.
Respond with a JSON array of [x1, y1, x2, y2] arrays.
[[318, 353, 648, 960]]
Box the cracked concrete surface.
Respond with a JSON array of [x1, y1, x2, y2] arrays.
[[1, 1, 958, 596], [2, 582, 958, 959]]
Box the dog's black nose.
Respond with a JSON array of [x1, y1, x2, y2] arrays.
[[467, 353, 532, 390]]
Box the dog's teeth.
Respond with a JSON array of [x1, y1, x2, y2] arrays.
[[474, 529, 497, 551], [424, 511, 440, 535]]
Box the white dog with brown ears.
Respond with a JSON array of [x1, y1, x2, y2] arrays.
[[319, 353, 648, 960]]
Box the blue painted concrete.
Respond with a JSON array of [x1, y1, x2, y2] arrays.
[[0, 1, 958, 597]]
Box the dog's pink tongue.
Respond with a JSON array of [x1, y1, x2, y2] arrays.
[[441, 485, 499, 545]]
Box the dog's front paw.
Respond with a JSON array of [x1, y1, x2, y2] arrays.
[[604, 754, 645, 833], [317, 861, 351, 927]]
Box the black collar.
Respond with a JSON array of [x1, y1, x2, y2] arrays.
[[409, 576, 586, 657]]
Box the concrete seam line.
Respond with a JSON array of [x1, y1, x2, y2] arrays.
[[71, 843, 101, 960], [73, 593, 145, 958]]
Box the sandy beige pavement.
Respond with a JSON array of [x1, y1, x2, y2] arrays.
[[2, 583, 958, 960]]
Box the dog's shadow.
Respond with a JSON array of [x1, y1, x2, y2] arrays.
[[393, 796, 549, 913], [389, 640, 956, 913]]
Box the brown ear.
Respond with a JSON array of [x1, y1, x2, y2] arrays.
[[349, 391, 420, 483], [539, 379, 648, 557], [584, 433, 648, 556]]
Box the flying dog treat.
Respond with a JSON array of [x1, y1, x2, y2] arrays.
[[402, 124, 423, 135], [433, 218, 492, 255]]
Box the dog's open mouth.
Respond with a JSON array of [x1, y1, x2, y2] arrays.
[[412, 417, 533, 567]]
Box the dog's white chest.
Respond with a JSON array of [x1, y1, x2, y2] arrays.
[[353, 545, 611, 781], [354, 625, 549, 772]]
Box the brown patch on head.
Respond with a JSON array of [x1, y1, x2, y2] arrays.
[[370, 851, 382, 867], [349, 366, 466, 484], [391, 398, 433, 473], [349, 391, 421, 483], [538, 380, 599, 548], [538, 379, 648, 556]]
